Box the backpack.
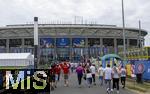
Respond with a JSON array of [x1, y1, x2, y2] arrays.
[[121, 69, 126, 76]]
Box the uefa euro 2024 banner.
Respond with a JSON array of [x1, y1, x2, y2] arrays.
[[56, 38, 70, 47], [40, 38, 54, 48], [72, 38, 85, 47]]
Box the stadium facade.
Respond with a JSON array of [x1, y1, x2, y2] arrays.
[[0, 24, 148, 62]]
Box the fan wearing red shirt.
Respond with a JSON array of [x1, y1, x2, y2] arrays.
[[62, 62, 70, 86], [55, 64, 61, 80]]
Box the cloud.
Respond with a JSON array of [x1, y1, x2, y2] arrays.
[[0, 0, 149, 45]]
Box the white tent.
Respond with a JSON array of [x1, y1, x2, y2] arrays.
[[0, 53, 34, 66]]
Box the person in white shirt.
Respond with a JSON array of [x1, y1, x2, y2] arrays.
[[86, 67, 92, 88], [98, 64, 104, 86], [104, 64, 113, 93], [90, 64, 96, 85], [120, 65, 126, 88], [112, 63, 120, 94]]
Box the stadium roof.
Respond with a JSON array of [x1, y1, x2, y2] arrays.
[[0, 24, 148, 38]]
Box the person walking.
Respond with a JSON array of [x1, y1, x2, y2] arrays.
[[76, 64, 84, 87], [71, 63, 74, 73], [120, 65, 126, 88], [50, 64, 56, 91], [54, 64, 61, 87], [62, 62, 70, 87], [103, 64, 113, 93], [90, 64, 96, 85], [86, 67, 92, 88], [112, 63, 120, 94], [98, 64, 104, 86]]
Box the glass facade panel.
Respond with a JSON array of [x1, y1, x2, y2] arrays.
[[0, 39, 6, 53], [9, 39, 22, 47], [88, 38, 100, 47], [24, 38, 34, 47], [129, 39, 137, 46]]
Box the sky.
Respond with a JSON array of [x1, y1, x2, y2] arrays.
[[0, 0, 149, 46]]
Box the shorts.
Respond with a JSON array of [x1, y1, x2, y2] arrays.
[[50, 75, 55, 82], [64, 74, 69, 80], [55, 74, 59, 81], [99, 76, 103, 80]]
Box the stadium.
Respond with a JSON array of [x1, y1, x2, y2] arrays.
[[0, 24, 148, 62]]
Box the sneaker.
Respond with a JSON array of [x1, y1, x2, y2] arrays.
[[51, 87, 54, 91], [122, 86, 125, 88], [117, 91, 119, 94], [111, 89, 113, 92], [107, 88, 109, 92], [78, 85, 81, 88]]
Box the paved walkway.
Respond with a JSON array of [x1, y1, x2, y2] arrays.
[[51, 73, 135, 94]]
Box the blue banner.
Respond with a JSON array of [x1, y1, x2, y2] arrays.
[[72, 38, 85, 47], [40, 38, 54, 48], [142, 62, 150, 80], [56, 38, 70, 47], [134, 60, 150, 80]]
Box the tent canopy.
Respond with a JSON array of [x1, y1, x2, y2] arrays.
[[101, 54, 122, 61], [0, 53, 33, 59]]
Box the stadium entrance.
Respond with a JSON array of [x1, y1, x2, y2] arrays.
[[57, 48, 70, 61]]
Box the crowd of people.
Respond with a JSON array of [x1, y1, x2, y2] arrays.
[[50, 61, 127, 94]]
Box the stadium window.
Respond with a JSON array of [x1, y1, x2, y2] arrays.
[[103, 38, 114, 47], [117, 39, 127, 46], [9, 39, 22, 47], [88, 38, 100, 47], [24, 38, 34, 47], [129, 39, 137, 46], [0, 39, 6, 47]]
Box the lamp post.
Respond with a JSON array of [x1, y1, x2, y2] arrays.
[[122, 0, 126, 60], [139, 20, 142, 48], [34, 17, 38, 69]]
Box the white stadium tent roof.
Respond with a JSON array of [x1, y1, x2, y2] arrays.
[[0, 53, 34, 67], [0, 53, 32, 59]]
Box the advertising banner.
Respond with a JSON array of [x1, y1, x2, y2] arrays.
[[126, 64, 132, 76], [40, 38, 54, 48], [72, 38, 85, 47], [142, 62, 150, 80], [56, 38, 70, 47], [134, 60, 150, 80]]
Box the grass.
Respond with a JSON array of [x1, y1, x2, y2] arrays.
[[126, 78, 150, 94], [0, 66, 26, 69]]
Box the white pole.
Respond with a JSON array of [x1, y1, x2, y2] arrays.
[[122, 0, 126, 60], [34, 17, 38, 69], [139, 20, 142, 48], [34, 17, 38, 45]]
